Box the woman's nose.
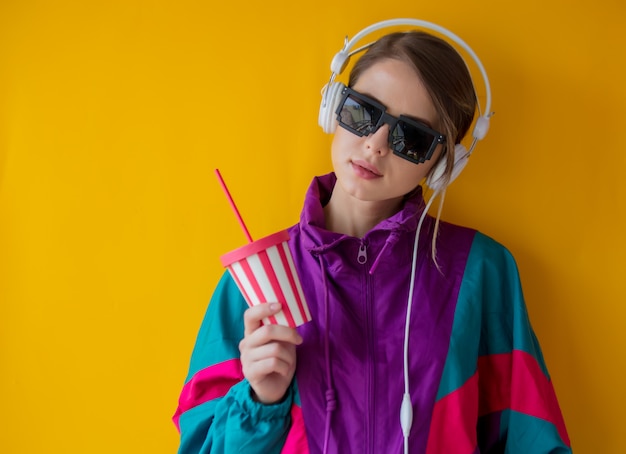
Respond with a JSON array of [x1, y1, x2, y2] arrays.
[[364, 123, 391, 156]]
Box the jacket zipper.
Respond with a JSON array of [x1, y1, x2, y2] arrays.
[[367, 269, 376, 453], [357, 243, 368, 264], [358, 240, 375, 454]]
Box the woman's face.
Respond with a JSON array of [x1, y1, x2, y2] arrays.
[[331, 58, 442, 204]]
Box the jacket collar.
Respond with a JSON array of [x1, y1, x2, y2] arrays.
[[298, 172, 427, 253]]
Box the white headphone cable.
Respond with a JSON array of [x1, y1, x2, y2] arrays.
[[401, 189, 439, 454]]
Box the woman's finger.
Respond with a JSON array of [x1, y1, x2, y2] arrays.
[[243, 303, 282, 336]]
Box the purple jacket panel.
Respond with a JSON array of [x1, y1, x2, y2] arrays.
[[288, 173, 476, 454]]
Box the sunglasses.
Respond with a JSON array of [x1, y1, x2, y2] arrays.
[[335, 87, 446, 164]]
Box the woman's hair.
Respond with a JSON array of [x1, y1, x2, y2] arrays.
[[348, 31, 477, 188], [348, 31, 478, 267]]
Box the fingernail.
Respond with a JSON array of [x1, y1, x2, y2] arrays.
[[269, 303, 282, 311]]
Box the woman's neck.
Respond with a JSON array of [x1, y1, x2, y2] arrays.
[[323, 185, 403, 238]]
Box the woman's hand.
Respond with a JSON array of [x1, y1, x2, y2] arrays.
[[239, 303, 303, 404]]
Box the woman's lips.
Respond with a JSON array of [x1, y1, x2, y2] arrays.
[[351, 160, 382, 179]]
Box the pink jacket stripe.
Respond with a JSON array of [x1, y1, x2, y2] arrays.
[[281, 404, 310, 453], [172, 358, 244, 431], [173, 358, 310, 451], [427, 350, 570, 452], [478, 350, 570, 446], [426, 372, 479, 454]]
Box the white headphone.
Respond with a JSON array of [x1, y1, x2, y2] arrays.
[[318, 18, 493, 192]]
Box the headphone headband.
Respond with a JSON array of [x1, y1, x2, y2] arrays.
[[328, 18, 491, 117], [321, 18, 493, 140]]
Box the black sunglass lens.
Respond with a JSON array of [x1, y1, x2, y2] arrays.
[[392, 121, 435, 162], [338, 96, 381, 135]]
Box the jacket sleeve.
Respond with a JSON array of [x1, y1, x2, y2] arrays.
[[473, 233, 572, 453], [427, 232, 572, 454], [173, 271, 295, 454]]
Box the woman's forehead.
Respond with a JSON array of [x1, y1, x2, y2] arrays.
[[352, 58, 438, 125]]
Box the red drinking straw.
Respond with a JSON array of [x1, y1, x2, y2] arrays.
[[214, 168, 253, 243]]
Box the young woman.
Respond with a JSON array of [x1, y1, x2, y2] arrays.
[[173, 20, 572, 454]]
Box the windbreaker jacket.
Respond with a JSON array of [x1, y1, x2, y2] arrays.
[[173, 173, 571, 453]]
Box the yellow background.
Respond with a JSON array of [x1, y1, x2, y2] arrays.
[[1, 1, 624, 452]]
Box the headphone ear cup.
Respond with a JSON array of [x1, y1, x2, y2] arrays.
[[426, 144, 469, 192], [318, 82, 345, 133]]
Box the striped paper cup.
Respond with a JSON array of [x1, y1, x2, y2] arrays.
[[220, 230, 312, 327]]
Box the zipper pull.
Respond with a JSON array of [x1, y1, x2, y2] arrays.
[[357, 243, 367, 264]]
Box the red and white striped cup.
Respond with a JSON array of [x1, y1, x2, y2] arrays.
[[220, 230, 312, 327]]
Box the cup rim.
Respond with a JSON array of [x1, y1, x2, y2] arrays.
[[219, 230, 290, 267]]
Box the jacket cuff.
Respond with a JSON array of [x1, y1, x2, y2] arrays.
[[231, 379, 294, 423]]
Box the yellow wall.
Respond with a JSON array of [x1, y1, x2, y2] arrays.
[[1, 1, 624, 452]]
